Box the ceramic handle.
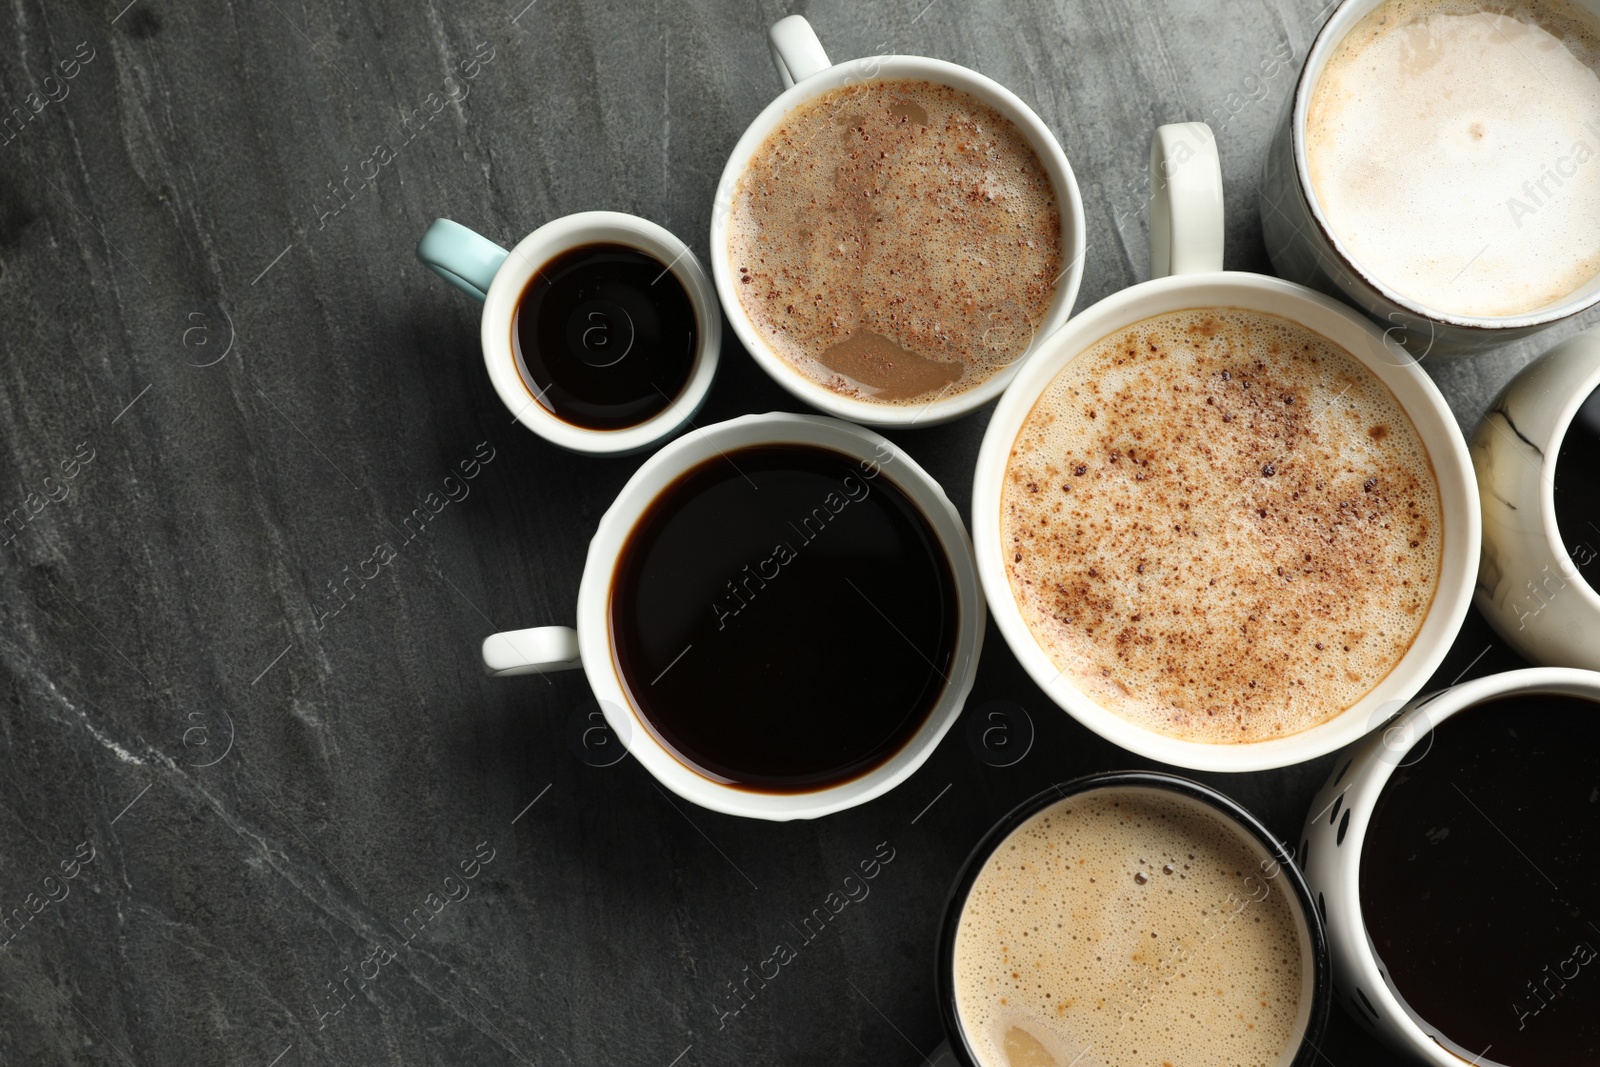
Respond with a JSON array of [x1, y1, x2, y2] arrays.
[[1148, 122, 1224, 278], [482, 627, 583, 677], [417, 218, 509, 302], [768, 15, 831, 89]]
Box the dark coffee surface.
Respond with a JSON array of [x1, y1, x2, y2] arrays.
[[1555, 384, 1600, 589], [1361, 694, 1600, 1066], [610, 444, 957, 791], [512, 243, 696, 429]]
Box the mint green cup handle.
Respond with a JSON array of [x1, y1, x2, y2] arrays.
[[416, 218, 510, 302]]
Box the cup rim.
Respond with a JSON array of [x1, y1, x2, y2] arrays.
[[1321, 666, 1600, 1067], [571, 411, 986, 820], [1288, 0, 1600, 333], [480, 210, 721, 456], [709, 54, 1088, 428], [971, 270, 1481, 771], [934, 770, 1331, 1067]]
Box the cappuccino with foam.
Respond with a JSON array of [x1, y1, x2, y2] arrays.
[[1001, 308, 1442, 744], [1306, 0, 1600, 317], [728, 79, 1063, 405], [952, 787, 1310, 1067]]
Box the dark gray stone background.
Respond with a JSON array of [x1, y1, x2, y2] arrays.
[[1, 0, 1592, 1064]]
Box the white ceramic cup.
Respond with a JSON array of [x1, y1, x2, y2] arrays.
[[477, 411, 985, 820], [1472, 324, 1600, 667], [1298, 666, 1600, 1065], [416, 212, 721, 456], [971, 122, 1480, 772], [1259, 0, 1600, 358], [708, 15, 1087, 427]]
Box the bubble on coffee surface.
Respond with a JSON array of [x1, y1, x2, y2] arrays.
[[728, 78, 1063, 404], [952, 789, 1305, 1067], [1307, 0, 1600, 317], [1001, 308, 1442, 744]]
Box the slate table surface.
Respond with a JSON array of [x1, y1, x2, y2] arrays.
[[1, 0, 1593, 1064]]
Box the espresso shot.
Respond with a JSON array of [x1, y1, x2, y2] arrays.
[[609, 443, 958, 792], [511, 243, 698, 430]]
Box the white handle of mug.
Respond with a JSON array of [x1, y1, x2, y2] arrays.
[[768, 15, 831, 89], [482, 627, 583, 677], [1148, 122, 1224, 278]]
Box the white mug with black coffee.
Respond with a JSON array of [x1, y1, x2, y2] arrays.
[[478, 412, 986, 821], [1260, 0, 1600, 355]]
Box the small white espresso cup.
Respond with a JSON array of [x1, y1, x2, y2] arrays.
[[1259, 0, 1600, 358], [416, 212, 721, 456], [1298, 667, 1600, 1065], [1472, 324, 1600, 667], [478, 411, 985, 820], [708, 16, 1087, 427], [971, 122, 1480, 772]]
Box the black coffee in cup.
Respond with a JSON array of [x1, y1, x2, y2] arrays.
[[610, 443, 957, 792], [1360, 693, 1600, 1064], [512, 243, 697, 430], [1555, 384, 1600, 584]]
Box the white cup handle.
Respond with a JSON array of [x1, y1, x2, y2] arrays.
[[1148, 122, 1224, 278], [768, 15, 831, 89], [482, 626, 583, 677]]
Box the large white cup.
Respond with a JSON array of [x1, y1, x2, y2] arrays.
[[708, 16, 1088, 427], [478, 412, 985, 820], [971, 123, 1480, 772]]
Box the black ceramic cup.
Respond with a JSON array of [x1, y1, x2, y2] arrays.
[[933, 771, 1331, 1067]]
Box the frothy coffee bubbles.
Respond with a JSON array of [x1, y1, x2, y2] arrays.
[[1001, 308, 1443, 743], [729, 79, 1063, 405], [952, 787, 1309, 1067]]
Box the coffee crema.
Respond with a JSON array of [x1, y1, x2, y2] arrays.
[[610, 443, 957, 792], [953, 788, 1307, 1067], [1002, 308, 1442, 743], [1360, 694, 1600, 1065], [1306, 0, 1600, 317], [729, 78, 1063, 405]]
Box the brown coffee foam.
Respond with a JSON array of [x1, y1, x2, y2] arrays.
[[1307, 0, 1600, 316], [728, 78, 1063, 405], [953, 789, 1305, 1067], [1001, 308, 1442, 744]]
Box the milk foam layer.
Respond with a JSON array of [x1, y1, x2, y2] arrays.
[[1001, 308, 1442, 744], [953, 789, 1306, 1067], [1307, 0, 1600, 317], [729, 79, 1063, 405]]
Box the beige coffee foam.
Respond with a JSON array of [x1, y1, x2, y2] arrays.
[[1001, 308, 1442, 744], [728, 78, 1063, 405], [1307, 0, 1600, 317], [953, 789, 1306, 1067]]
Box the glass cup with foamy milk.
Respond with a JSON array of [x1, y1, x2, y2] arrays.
[[1260, 0, 1600, 356]]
